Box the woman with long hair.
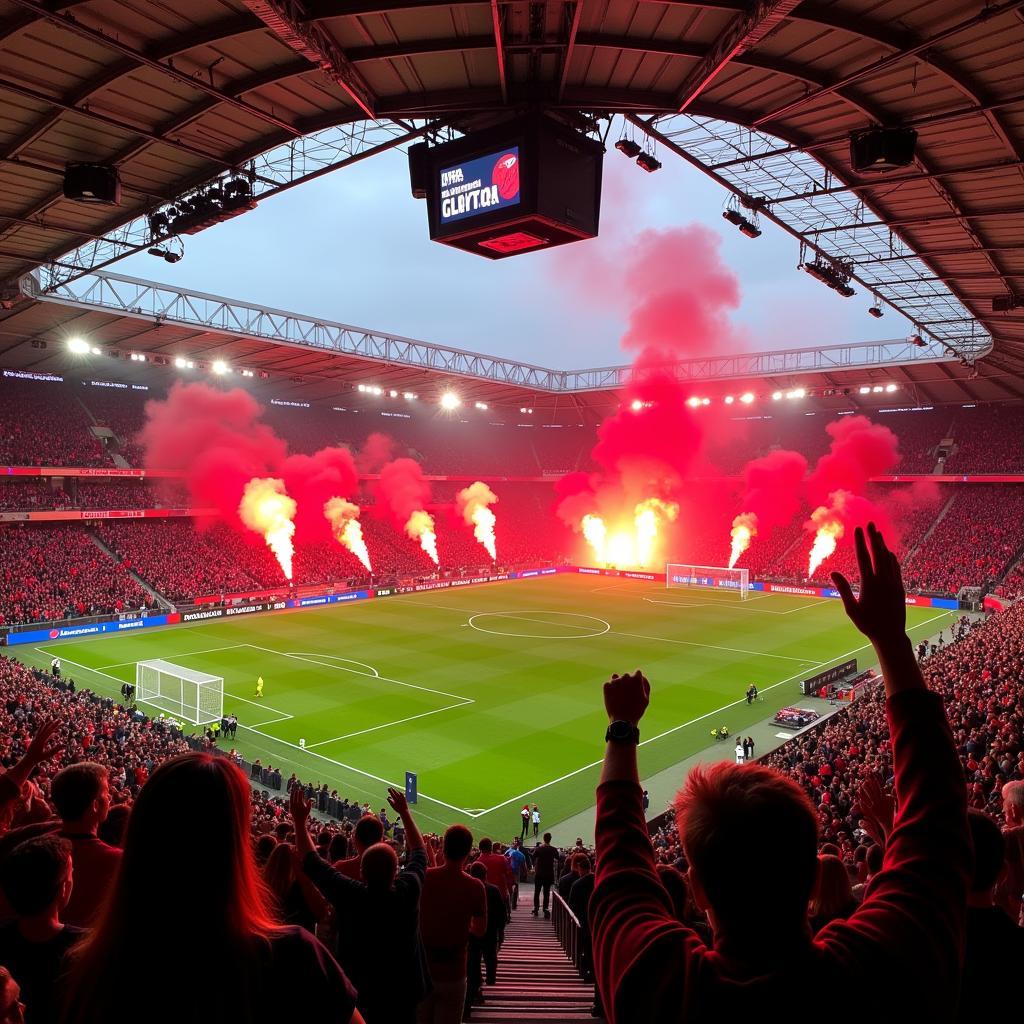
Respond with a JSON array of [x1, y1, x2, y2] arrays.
[[263, 840, 329, 935], [809, 853, 859, 933], [61, 753, 363, 1024]]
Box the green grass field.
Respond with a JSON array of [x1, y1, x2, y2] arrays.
[[17, 575, 952, 837]]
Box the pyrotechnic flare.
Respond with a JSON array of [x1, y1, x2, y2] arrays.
[[581, 514, 607, 565], [728, 512, 758, 569], [239, 477, 296, 580], [634, 498, 679, 568], [406, 509, 439, 565], [457, 482, 499, 560], [807, 506, 845, 576], [323, 497, 372, 572]]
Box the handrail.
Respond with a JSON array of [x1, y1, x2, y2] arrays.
[[551, 891, 584, 974]]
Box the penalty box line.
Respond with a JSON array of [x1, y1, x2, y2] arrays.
[[463, 610, 953, 819]]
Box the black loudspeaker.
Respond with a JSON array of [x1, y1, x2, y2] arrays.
[[408, 142, 430, 200], [850, 128, 917, 173], [63, 163, 121, 204]]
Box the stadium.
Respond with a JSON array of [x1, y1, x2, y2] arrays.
[[0, 1, 1022, 1022]]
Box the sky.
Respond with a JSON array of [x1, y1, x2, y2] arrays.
[[117, 128, 910, 370]]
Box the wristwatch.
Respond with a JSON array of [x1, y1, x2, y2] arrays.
[[605, 720, 640, 744]]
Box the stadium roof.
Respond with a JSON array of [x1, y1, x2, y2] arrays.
[[1, 268, 1021, 415], [0, 0, 1022, 375]]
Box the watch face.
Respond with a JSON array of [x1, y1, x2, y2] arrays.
[[608, 720, 636, 741]]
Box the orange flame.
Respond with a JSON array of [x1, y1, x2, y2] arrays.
[[581, 513, 607, 564], [634, 498, 679, 568], [406, 509, 439, 565], [323, 497, 372, 572], [728, 512, 758, 569], [239, 477, 296, 580], [457, 481, 498, 561], [807, 510, 844, 576]]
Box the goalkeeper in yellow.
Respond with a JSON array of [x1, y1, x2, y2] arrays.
[[255, 676, 264, 699]]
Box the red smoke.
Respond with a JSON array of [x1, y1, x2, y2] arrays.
[[622, 225, 747, 369], [739, 449, 808, 531], [280, 447, 359, 542], [807, 415, 900, 506], [356, 432, 394, 474], [374, 458, 432, 525], [139, 383, 287, 520]]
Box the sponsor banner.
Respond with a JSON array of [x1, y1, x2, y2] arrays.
[[289, 590, 371, 608], [182, 608, 224, 622], [873, 474, 1024, 484], [374, 588, 396, 598], [224, 601, 287, 617], [764, 583, 821, 597], [5, 614, 170, 646], [2, 467, 181, 478], [515, 567, 559, 579], [0, 508, 216, 523]]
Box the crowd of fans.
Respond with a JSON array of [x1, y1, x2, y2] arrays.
[[0, 526, 152, 626]]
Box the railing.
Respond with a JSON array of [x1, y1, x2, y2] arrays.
[[551, 891, 584, 975]]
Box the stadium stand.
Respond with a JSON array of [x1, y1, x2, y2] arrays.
[[0, 526, 151, 626], [944, 405, 1024, 474]]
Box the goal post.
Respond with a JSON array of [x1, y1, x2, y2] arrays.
[[666, 564, 750, 600], [135, 660, 224, 726]]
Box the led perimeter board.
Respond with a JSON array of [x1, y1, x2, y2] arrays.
[[418, 115, 604, 259]]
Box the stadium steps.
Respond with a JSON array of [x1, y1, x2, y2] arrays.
[[469, 892, 597, 1023], [87, 531, 173, 611], [907, 491, 957, 560]]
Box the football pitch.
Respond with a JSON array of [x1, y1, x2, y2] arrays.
[[18, 575, 953, 836]]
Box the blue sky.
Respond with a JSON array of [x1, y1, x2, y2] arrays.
[[117, 137, 909, 369]]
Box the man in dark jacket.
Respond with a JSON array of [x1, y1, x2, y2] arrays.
[[292, 784, 428, 1023], [531, 832, 559, 918]]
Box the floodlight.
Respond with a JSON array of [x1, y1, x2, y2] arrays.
[[724, 395, 735, 405], [740, 392, 755, 405], [885, 383, 899, 393], [440, 392, 461, 410], [212, 360, 229, 375], [772, 391, 783, 401], [68, 338, 90, 354]]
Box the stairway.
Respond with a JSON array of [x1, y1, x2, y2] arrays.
[[469, 887, 597, 1023]]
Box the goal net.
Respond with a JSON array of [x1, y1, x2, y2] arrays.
[[135, 660, 223, 726], [666, 564, 750, 601]]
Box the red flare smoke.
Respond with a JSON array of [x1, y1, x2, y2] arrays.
[[457, 481, 498, 561], [280, 447, 359, 542], [807, 416, 900, 506], [356, 432, 395, 474], [375, 458, 438, 564]]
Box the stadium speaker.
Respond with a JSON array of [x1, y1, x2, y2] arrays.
[[63, 163, 121, 204], [408, 142, 430, 200], [849, 128, 917, 173]]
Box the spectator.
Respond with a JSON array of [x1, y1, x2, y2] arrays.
[[998, 780, 1024, 925], [419, 824, 487, 1024], [263, 841, 328, 936], [959, 810, 1024, 1020], [61, 753, 362, 1024], [557, 852, 585, 903], [0, 835, 83, 1024], [48, 763, 121, 928], [531, 832, 559, 918], [466, 861, 504, 1009], [0, 967, 25, 1024], [476, 838, 512, 922], [333, 815, 385, 880], [293, 785, 427, 1024], [568, 854, 600, 1017], [590, 524, 970, 1023], [808, 854, 858, 932]]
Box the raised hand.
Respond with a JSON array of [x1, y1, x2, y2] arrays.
[[831, 522, 906, 645], [603, 670, 650, 726], [858, 772, 896, 847], [23, 718, 64, 768], [289, 783, 312, 830], [387, 786, 409, 818]]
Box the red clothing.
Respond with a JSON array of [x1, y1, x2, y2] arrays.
[[477, 852, 513, 897], [420, 865, 487, 982], [591, 689, 969, 1023], [60, 831, 122, 927], [995, 824, 1024, 924]]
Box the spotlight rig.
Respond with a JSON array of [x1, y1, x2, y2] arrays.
[[802, 258, 856, 297]]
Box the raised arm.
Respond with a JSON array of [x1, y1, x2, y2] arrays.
[[387, 787, 424, 855], [291, 785, 362, 905], [823, 524, 970, 1007], [0, 718, 64, 818]]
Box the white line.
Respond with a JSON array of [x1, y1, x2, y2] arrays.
[[467, 611, 610, 640], [610, 630, 818, 665], [307, 698, 475, 746], [98, 643, 246, 669], [467, 610, 953, 818], [223, 692, 294, 718], [243, 645, 471, 703], [243, 713, 295, 728], [285, 654, 380, 677], [235, 724, 473, 817]]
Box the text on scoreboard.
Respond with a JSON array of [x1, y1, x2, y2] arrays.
[[439, 147, 521, 223]]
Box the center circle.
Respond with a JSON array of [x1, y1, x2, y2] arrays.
[[467, 610, 611, 640]]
